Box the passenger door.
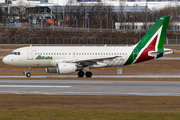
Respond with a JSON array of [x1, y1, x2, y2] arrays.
[[27, 49, 33, 60]]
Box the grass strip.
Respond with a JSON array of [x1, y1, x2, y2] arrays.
[[0, 95, 180, 120]]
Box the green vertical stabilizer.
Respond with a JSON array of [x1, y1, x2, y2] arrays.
[[124, 16, 170, 65]]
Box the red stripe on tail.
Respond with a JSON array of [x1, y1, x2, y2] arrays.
[[135, 35, 158, 63]]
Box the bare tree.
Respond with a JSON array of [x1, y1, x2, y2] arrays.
[[0, 4, 5, 22], [16, 0, 32, 21], [132, 4, 137, 30], [119, 0, 125, 29]]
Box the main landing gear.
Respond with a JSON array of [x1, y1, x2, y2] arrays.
[[77, 71, 92, 78]]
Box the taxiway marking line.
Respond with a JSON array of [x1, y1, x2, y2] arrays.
[[0, 85, 72, 88]]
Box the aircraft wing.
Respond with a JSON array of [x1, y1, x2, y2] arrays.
[[76, 56, 121, 62], [64, 56, 122, 65]]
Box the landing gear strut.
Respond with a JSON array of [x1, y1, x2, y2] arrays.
[[78, 70, 84, 77], [26, 67, 31, 77], [85, 71, 92, 78]]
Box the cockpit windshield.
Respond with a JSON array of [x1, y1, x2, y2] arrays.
[[10, 52, 20, 55]]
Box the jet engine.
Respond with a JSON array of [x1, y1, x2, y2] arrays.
[[45, 68, 57, 73], [56, 63, 77, 74]]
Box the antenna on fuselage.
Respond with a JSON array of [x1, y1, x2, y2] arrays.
[[104, 44, 107, 47], [30, 44, 32, 47]]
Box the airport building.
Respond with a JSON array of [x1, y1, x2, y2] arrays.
[[0, 0, 180, 10]]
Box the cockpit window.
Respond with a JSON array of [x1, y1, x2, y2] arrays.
[[10, 52, 21, 55]]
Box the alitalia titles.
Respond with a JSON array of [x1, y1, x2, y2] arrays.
[[36, 55, 52, 60]]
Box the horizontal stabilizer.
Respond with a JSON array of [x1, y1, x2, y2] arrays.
[[148, 49, 174, 56]]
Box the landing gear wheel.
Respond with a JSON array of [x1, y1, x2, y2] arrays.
[[85, 71, 92, 78], [78, 71, 84, 77], [26, 72, 31, 77]]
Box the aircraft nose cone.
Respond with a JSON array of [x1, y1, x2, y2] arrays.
[[3, 56, 9, 65]]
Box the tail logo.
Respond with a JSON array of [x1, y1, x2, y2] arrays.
[[133, 25, 163, 63]]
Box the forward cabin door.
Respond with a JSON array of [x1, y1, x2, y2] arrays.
[[27, 49, 33, 60]]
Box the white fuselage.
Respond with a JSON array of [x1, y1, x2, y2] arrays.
[[3, 46, 136, 68]]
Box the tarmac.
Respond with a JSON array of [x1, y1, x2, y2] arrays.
[[0, 80, 179, 96], [1, 75, 180, 78]]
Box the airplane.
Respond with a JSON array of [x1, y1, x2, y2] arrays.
[[2, 16, 174, 78]]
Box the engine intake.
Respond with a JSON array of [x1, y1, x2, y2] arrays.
[[56, 63, 77, 74]]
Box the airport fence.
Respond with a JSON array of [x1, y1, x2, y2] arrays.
[[0, 37, 140, 45], [1, 23, 180, 33], [166, 37, 180, 45], [0, 37, 178, 45]]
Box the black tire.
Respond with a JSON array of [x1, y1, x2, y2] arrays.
[[85, 71, 92, 78], [78, 71, 84, 77], [26, 72, 31, 77]]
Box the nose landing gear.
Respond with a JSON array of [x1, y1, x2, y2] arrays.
[[26, 72, 31, 77], [24, 67, 31, 77]]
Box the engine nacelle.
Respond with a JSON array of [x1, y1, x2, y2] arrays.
[[56, 63, 77, 74], [45, 68, 57, 73]]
